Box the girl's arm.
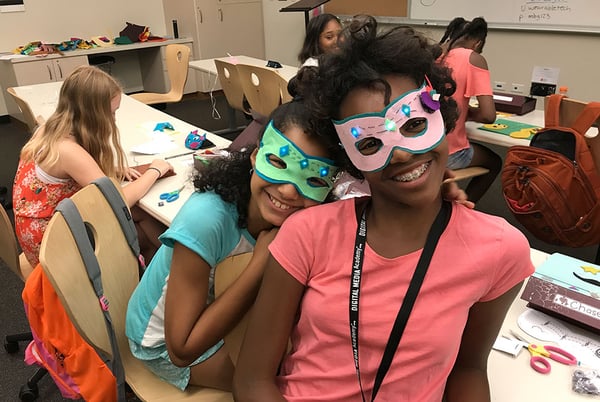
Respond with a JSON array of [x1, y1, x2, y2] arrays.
[[233, 255, 305, 402], [443, 281, 523, 402], [56, 140, 172, 207], [164, 229, 278, 367], [467, 51, 496, 124]]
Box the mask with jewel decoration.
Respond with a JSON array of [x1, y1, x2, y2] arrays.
[[254, 121, 339, 202], [333, 81, 444, 172]]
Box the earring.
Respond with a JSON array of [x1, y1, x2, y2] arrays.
[[249, 168, 254, 176]]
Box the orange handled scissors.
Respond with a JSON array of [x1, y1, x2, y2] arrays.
[[510, 331, 577, 374]]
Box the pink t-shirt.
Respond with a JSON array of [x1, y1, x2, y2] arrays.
[[443, 47, 494, 155], [269, 199, 534, 402]]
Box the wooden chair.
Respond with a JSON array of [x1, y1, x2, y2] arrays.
[[0, 205, 33, 282], [235, 64, 284, 119], [278, 73, 293, 103], [39, 181, 232, 401], [6, 87, 44, 133], [445, 166, 490, 183], [214, 252, 253, 364], [214, 59, 251, 117], [1, 205, 45, 401], [214, 59, 251, 135], [130, 44, 191, 106]]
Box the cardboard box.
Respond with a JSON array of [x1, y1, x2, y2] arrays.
[[521, 253, 600, 334], [493, 92, 537, 115]]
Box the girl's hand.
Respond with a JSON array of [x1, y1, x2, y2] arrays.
[[124, 167, 142, 181], [442, 169, 475, 209], [250, 228, 279, 272]]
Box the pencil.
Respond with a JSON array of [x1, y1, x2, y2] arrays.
[[164, 151, 195, 160]]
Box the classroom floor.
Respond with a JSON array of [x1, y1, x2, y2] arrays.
[[0, 92, 597, 400]]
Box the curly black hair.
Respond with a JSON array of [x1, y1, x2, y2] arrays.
[[193, 98, 346, 228], [304, 15, 459, 179]]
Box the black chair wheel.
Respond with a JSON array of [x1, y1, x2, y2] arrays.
[[4, 340, 19, 354], [19, 383, 39, 401]]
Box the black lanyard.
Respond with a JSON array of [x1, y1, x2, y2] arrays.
[[349, 200, 451, 402]]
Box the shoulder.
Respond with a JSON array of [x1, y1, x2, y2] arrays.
[[163, 191, 241, 249], [175, 191, 237, 225], [468, 51, 489, 70], [451, 204, 528, 246], [283, 198, 357, 227], [55, 137, 95, 162]]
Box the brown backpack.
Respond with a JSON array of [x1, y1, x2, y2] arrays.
[[501, 94, 600, 248]]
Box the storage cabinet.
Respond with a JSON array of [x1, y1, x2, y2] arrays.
[[0, 55, 88, 120], [163, 0, 265, 92], [11, 56, 89, 86]]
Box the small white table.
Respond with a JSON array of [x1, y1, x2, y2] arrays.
[[189, 55, 299, 84]]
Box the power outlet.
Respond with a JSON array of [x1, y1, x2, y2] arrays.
[[494, 81, 507, 91], [511, 83, 525, 94]]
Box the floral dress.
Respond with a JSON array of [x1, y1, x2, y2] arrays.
[[13, 160, 81, 267]]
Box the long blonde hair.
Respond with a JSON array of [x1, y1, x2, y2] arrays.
[[21, 65, 127, 179]]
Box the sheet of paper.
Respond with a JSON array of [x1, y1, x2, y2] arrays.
[[130, 140, 177, 155], [531, 66, 560, 85]]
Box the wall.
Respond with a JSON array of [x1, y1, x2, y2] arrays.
[[0, 0, 167, 53], [371, 18, 600, 104], [262, 0, 305, 66]]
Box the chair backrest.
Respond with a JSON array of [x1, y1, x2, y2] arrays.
[[214, 252, 253, 364], [7, 87, 41, 133], [278, 73, 293, 104], [544, 95, 600, 128], [0, 205, 23, 281], [129, 44, 190, 105], [214, 59, 250, 114], [164, 44, 191, 99], [40, 181, 138, 356], [235, 64, 283, 118], [40, 180, 233, 400]]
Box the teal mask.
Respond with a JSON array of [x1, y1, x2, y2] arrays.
[[254, 121, 338, 202]]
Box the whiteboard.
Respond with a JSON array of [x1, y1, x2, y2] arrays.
[[409, 0, 600, 33]]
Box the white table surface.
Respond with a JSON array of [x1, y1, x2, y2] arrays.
[[189, 55, 299, 83], [12, 81, 231, 226]]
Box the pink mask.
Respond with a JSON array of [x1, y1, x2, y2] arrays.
[[333, 83, 444, 172]]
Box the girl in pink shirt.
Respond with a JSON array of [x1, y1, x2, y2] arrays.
[[439, 17, 502, 202], [234, 16, 534, 402]]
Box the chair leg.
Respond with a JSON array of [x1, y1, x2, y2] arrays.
[[19, 367, 47, 402], [0, 185, 11, 210], [4, 332, 33, 354]]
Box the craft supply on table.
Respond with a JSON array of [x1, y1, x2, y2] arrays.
[[478, 118, 540, 140], [518, 309, 600, 369], [508, 330, 577, 374]]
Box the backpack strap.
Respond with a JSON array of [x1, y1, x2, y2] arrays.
[[544, 94, 565, 128], [92, 176, 146, 274], [572, 102, 600, 136], [55, 198, 127, 402]]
